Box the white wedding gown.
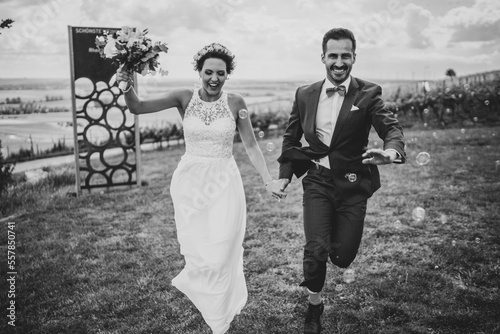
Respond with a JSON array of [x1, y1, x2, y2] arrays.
[[170, 90, 247, 334]]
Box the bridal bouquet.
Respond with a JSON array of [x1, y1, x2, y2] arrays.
[[95, 26, 169, 90]]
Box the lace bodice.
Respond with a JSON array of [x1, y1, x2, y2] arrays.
[[183, 90, 236, 158]]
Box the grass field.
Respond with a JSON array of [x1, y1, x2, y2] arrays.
[[1, 126, 500, 334]]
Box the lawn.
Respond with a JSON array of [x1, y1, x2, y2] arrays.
[[1, 125, 500, 334]]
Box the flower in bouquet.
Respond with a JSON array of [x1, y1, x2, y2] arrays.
[[95, 26, 169, 90]]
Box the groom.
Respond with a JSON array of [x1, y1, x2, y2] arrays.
[[277, 28, 406, 334]]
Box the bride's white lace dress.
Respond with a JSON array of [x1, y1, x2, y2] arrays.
[[170, 90, 247, 334]]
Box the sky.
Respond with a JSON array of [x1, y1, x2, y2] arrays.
[[0, 0, 499, 82]]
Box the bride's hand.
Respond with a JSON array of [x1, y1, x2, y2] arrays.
[[116, 68, 133, 87], [265, 180, 287, 202]]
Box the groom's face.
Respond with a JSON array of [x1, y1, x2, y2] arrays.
[[321, 38, 356, 86]]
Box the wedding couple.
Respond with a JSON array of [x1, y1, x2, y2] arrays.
[[117, 27, 406, 334]]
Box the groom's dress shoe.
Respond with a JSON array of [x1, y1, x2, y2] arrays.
[[304, 302, 324, 334]]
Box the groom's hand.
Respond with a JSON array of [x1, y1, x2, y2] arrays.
[[362, 148, 398, 165], [266, 180, 287, 201], [279, 178, 290, 191]]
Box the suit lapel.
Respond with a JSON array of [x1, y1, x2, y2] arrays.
[[304, 80, 327, 148], [330, 77, 360, 147]]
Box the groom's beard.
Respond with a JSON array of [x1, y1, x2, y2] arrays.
[[329, 64, 349, 83]]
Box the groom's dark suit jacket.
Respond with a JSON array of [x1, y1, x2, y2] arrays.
[[278, 77, 406, 204]]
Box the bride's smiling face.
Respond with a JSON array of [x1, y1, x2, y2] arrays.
[[199, 58, 228, 99]]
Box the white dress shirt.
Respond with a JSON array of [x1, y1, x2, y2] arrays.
[[315, 76, 351, 169]]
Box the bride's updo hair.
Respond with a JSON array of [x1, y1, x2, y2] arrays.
[[193, 43, 236, 74]]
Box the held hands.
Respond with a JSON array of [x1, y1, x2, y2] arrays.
[[279, 178, 290, 191], [362, 149, 397, 165], [265, 180, 288, 202]]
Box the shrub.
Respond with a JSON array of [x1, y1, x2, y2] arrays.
[[386, 77, 500, 128], [0, 167, 75, 216], [0, 139, 15, 195]]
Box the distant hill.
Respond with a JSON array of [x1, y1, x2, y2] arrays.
[[0, 77, 422, 96], [0, 77, 312, 91], [0, 78, 70, 90]]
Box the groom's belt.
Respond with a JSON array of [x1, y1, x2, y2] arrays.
[[309, 162, 359, 183]]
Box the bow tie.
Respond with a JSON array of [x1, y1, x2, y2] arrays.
[[326, 85, 346, 97]]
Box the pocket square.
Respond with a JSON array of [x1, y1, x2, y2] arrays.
[[351, 105, 359, 111]]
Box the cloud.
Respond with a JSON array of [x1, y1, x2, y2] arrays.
[[450, 21, 500, 42], [405, 4, 433, 49], [444, 0, 500, 43], [0, 0, 42, 7], [0, 0, 74, 53], [1, 0, 499, 80]]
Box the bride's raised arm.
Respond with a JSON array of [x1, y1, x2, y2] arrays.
[[116, 68, 192, 116]]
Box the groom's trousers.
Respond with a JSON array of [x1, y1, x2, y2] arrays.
[[299, 164, 367, 292]]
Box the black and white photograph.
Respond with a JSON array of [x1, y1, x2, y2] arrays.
[[1, 0, 499, 333]]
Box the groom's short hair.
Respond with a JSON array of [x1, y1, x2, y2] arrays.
[[322, 28, 356, 54]]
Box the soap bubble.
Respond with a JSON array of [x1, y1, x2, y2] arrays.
[[485, 100, 490, 106], [460, 128, 466, 134], [394, 219, 403, 229], [258, 131, 265, 139], [266, 142, 275, 152], [412, 207, 426, 222], [416, 152, 430, 166], [452, 240, 456, 247], [238, 109, 248, 119], [343, 269, 356, 284], [475, 238, 480, 244]]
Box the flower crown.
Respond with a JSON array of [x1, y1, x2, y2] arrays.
[[192, 43, 234, 68]]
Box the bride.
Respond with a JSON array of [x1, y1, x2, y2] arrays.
[[116, 42, 285, 334]]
